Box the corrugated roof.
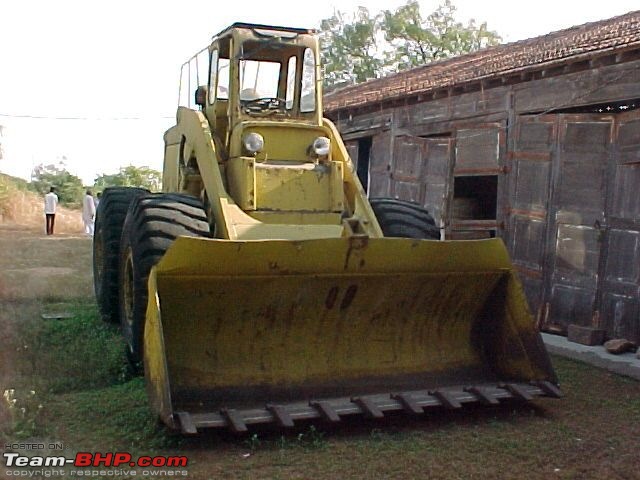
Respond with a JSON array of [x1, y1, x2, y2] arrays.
[[324, 10, 640, 113]]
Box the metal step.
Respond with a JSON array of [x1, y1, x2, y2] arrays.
[[174, 381, 562, 434]]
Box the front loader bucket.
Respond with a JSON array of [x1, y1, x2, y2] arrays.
[[144, 237, 560, 433]]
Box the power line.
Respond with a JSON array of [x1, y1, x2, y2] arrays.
[[0, 112, 174, 121]]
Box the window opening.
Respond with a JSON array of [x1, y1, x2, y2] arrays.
[[285, 56, 297, 110], [452, 175, 498, 220], [301, 48, 316, 112]]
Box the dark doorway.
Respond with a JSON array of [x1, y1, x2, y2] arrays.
[[356, 137, 372, 193]]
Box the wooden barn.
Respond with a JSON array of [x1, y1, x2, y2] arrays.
[[324, 11, 640, 345]]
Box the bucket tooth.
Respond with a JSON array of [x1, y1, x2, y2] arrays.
[[220, 408, 248, 433], [310, 401, 341, 423], [352, 396, 384, 419], [532, 381, 563, 398], [464, 386, 500, 405], [267, 404, 295, 428], [499, 383, 533, 401], [175, 411, 197, 434], [430, 390, 463, 409], [391, 393, 424, 415]]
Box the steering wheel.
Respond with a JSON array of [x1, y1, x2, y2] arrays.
[[242, 97, 286, 113]]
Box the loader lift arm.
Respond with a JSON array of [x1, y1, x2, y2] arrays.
[[93, 22, 560, 434]]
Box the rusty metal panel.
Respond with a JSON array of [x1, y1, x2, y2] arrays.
[[368, 132, 393, 198]]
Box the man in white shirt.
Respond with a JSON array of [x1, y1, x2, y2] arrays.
[[44, 187, 58, 235], [82, 190, 96, 236]]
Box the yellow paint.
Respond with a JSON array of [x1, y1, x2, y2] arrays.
[[147, 24, 557, 422], [145, 237, 556, 411]]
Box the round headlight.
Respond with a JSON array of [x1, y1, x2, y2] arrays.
[[312, 136, 331, 156], [243, 133, 264, 154]]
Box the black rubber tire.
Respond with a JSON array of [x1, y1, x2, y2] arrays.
[[93, 187, 149, 323], [369, 197, 440, 239], [118, 193, 211, 367]]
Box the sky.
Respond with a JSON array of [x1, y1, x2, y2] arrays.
[[0, 0, 638, 184]]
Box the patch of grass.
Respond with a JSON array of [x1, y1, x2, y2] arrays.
[[49, 378, 179, 452], [19, 301, 129, 393], [239, 425, 328, 453], [4, 294, 640, 479], [6, 299, 180, 449]]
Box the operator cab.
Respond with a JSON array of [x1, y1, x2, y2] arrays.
[[174, 23, 344, 227], [179, 23, 321, 133]]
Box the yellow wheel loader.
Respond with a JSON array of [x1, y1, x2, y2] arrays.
[[93, 23, 560, 434]]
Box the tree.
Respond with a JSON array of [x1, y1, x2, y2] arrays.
[[319, 0, 502, 87], [30, 161, 84, 207], [93, 165, 161, 191], [382, 0, 501, 70], [319, 7, 383, 89]]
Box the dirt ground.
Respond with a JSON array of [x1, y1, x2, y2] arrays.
[[0, 223, 639, 480]]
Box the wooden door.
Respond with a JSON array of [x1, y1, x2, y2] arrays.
[[391, 135, 453, 227], [508, 116, 557, 313], [596, 108, 640, 343], [368, 132, 392, 198], [544, 114, 614, 332]]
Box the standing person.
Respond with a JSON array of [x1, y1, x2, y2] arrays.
[[44, 187, 58, 235], [94, 191, 101, 210], [82, 190, 96, 236]]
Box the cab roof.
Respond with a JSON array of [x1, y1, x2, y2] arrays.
[[212, 22, 316, 40]]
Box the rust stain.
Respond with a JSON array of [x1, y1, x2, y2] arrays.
[[325, 286, 339, 309], [340, 284, 358, 310], [343, 236, 369, 270]]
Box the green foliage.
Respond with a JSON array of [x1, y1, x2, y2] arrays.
[[319, 0, 502, 88], [19, 302, 128, 394], [320, 7, 383, 88], [94, 165, 161, 191], [383, 0, 501, 70], [54, 379, 177, 451], [29, 162, 84, 207], [8, 300, 175, 449]]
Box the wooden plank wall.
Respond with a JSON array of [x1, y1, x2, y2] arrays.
[[329, 58, 640, 343]]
